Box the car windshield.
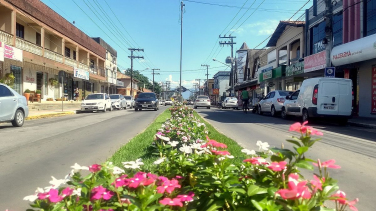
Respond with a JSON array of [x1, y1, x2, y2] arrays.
[[124, 96, 132, 100], [278, 91, 293, 96], [228, 97, 236, 100], [198, 96, 208, 99], [110, 95, 119, 99], [138, 93, 156, 99], [86, 94, 104, 100]]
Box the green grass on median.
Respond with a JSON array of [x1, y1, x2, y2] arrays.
[[109, 108, 245, 169], [109, 109, 171, 168]]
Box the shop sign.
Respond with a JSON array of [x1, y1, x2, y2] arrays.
[[25, 70, 35, 83], [262, 66, 273, 80], [0, 41, 4, 62], [304, 51, 326, 73], [324, 67, 336, 78], [236, 50, 247, 83], [4, 44, 23, 62], [372, 66, 376, 114], [116, 80, 124, 87], [286, 61, 304, 77], [331, 33, 376, 66], [213, 89, 219, 95], [74, 67, 89, 80]]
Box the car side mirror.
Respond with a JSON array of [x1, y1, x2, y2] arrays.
[[286, 96, 290, 100]]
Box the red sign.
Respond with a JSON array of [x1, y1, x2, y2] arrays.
[[372, 66, 376, 114], [304, 51, 327, 73], [344, 69, 350, 79], [213, 89, 219, 95]]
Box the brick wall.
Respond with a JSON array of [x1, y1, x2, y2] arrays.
[[7, 0, 106, 59]]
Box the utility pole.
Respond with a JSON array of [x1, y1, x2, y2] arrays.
[[324, 0, 333, 68], [128, 48, 144, 97], [201, 64, 209, 95], [179, 1, 185, 102], [219, 35, 236, 96], [151, 68, 160, 92], [196, 79, 202, 95]]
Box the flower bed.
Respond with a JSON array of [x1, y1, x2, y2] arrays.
[[23, 104, 358, 211]]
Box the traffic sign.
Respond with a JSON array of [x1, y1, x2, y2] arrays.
[[324, 67, 336, 78]]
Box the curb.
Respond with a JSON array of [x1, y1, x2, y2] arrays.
[[26, 111, 76, 120], [347, 121, 376, 129]]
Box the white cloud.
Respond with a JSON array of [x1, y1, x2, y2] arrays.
[[233, 20, 279, 36], [165, 75, 201, 89]]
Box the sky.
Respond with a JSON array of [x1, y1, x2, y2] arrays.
[[41, 0, 312, 98]]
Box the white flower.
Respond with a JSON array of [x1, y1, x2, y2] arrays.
[[44, 186, 54, 192], [156, 134, 170, 142], [35, 187, 45, 194], [23, 194, 38, 202], [218, 155, 234, 161], [169, 141, 179, 147], [179, 144, 192, 154], [153, 157, 166, 165], [256, 141, 270, 151], [182, 136, 188, 142], [122, 158, 144, 169], [190, 143, 202, 149], [49, 176, 69, 188], [241, 149, 256, 155], [72, 188, 81, 196], [112, 166, 125, 175], [70, 163, 89, 173]]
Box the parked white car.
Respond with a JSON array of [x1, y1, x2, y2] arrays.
[[110, 94, 127, 110], [0, 83, 29, 127], [257, 90, 293, 117], [194, 95, 211, 109], [81, 93, 112, 112], [281, 78, 353, 125], [222, 97, 238, 109], [164, 100, 173, 106], [124, 95, 134, 108]]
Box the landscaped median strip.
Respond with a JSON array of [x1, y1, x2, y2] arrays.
[[25, 111, 76, 120]]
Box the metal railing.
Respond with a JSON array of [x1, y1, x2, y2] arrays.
[[44, 49, 63, 63], [16, 38, 43, 56], [0, 30, 13, 45], [64, 57, 77, 68], [79, 63, 89, 70]]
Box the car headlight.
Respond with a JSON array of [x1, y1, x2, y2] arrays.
[[152, 101, 155, 104], [81, 103, 85, 106]]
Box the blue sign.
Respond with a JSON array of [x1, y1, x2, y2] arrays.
[[324, 67, 336, 78]]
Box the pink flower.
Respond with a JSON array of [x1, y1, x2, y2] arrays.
[[331, 190, 347, 204], [243, 157, 268, 165], [125, 172, 156, 188], [276, 174, 312, 200], [347, 198, 359, 211], [89, 164, 102, 173], [310, 175, 324, 191], [177, 192, 195, 202], [289, 121, 323, 136], [268, 161, 287, 172], [120, 198, 132, 204], [201, 136, 228, 149], [91, 186, 107, 200], [211, 150, 231, 156], [313, 159, 341, 169], [48, 189, 63, 203], [159, 197, 183, 207], [62, 187, 74, 196], [113, 174, 128, 188], [37, 192, 49, 200], [102, 190, 114, 200], [156, 179, 181, 194], [175, 175, 184, 180]]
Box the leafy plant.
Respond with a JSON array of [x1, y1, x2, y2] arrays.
[[36, 90, 41, 94], [24, 89, 31, 93], [0, 73, 15, 87], [49, 78, 59, 86]]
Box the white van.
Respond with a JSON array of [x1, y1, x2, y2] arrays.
[[281, 78, 352, 124]]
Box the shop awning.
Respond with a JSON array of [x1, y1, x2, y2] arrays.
[[234, 80, 258, 90]]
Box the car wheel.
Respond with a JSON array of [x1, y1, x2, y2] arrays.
[[207, 106, 210, 109], [154, 108, 157, 111], [302, 109, 309, 122], [135, 108, 138, 111], [12, 109, 24, 127], [281, 107, 287, 119], [257, 105, 263, 115], [109, 105, 113, 112], [271, 106, 276, 117], [194, 106, 197, 109]]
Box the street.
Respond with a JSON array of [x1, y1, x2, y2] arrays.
[[0, 107, 168, 210], [195, 107, 376, 210]]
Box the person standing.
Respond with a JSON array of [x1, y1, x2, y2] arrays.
[[241, 89, 249, 113]]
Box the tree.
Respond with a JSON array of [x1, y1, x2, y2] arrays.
[[124, 69, 162, 95], [117, 67, 121, 73]]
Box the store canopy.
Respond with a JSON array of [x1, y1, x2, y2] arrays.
[[266, 21, 305, 47]]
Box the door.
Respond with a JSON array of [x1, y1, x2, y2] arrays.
[[265, 91, 275, 111], [11, 65, 22, 94], [286, 90, 300, 116], [260, 93, 271, 111], [0, 85, 17, 121], [317, 81, 339, 115]]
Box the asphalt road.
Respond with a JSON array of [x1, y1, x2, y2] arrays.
[[0, 106, 168, 210], [195, 107, 376, 210]]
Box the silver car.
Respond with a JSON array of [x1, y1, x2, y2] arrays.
[[110, 94, 127, 110], [0, 83, 29, 127], [194, 95, 211, 109], [124, 95, 134, 108], [257, 90, 293, 117]]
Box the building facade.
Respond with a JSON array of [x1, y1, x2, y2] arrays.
[[116, 72, 140, 97], [213, 71, 230, 102], [0, 0, 106, 101]]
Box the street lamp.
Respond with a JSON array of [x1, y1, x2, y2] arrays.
[[213, 58, 231, 67]]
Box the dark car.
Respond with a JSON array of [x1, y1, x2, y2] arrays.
[[134, 92, 159, 111]]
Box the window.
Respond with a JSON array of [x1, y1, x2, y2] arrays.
[[65, 47, 71, 58], [73, 51, 77, 60], [90, 59, 95, 68], [269, 92, 275, 98], [0, 85, 14, 97], [86, 94, 104, 100], [291, 90, 300, 100], [366, 0, 376, 36], [296, 47, 300, 59], [85, 82, 93, 92], [16, 23, 24, 39], [36, 32, 41, 46], [311, 22, 326, 54], [332, 12, 343, 46]]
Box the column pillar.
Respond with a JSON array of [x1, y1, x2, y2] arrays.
[[286, 45, 291, 66], [41, 27, 45, 55], [11, 9, 16, 46], [276, 49, 280, 66], [87, 52, 90, 66], [76, 46, 79, 66], [96, 57, 99, 75], [62, 38, 65, 63], [300, 37, 304, 58]]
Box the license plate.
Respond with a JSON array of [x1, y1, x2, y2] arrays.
[[324, 106, 334, 109], [142, 105, 148, 107]]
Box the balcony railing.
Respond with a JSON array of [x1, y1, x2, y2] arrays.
[[79, 63, 89, 70], [0, 30, 13, 46], [44, 49, 63, 63], [64, 57, 77, 68], [16, 38, 43, 56], [90, 67, 98, 75]]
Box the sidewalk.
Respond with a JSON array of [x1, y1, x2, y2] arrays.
[[26, 108, 78, 120], [348, 116, 376, 129], [26, 101, 81, 120]]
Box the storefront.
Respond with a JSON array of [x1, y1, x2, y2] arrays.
[[331, 33, 376, 117], [73, 67, 89, 101], [303, 50, 327, 76], [3, 44, 23, 94], [285, 61, 304, 91], [259, 65, 285, 95]]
